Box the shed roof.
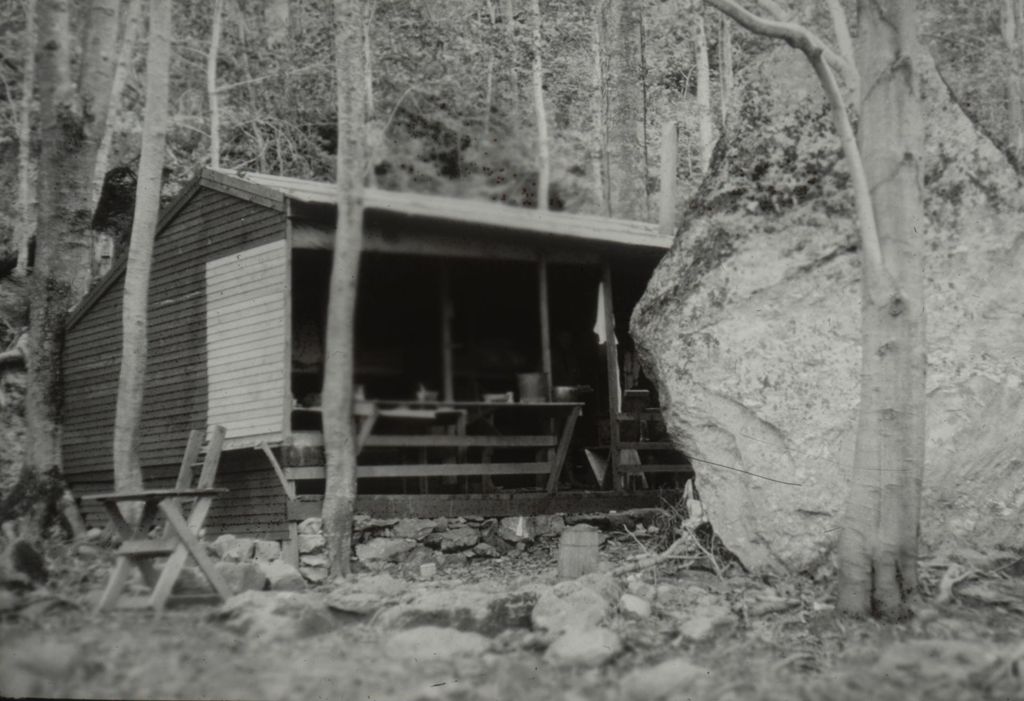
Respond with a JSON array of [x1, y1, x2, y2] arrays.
[[210, 168, 674, 251]]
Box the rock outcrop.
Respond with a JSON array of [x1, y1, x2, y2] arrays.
[[633, 48, 1024, 573]]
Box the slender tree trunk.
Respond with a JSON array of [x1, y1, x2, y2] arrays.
[[530, 0, 550, 210], [27, 0, 120, 476], [695, 13, 714, 173], [14, 0, 37, 276], [205, 0, 222, 167], [591, 0, 608, 215], [837, 0, 926, 620], [91, 0, 142, 207], [501, 0, 519, 114], [824, 0, 859, 102], [363, 0, 375, 116], [718, 15, 733, 136], [112, 0, 171, 507], [601, 0, 647, 219], [207, 0, 224, 168], [1001, 0, 1024, 167], [323, 0, 367, 579]]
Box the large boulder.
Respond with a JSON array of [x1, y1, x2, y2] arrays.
[[632, 48, 1024, 573]]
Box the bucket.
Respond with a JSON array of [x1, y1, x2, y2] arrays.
[[517, 372, 548, 403], [557, 525, 600, 579]]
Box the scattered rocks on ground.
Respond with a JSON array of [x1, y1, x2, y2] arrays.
[[356, 537, 418, 563], [353, 516, 398, 531], [378, 586, 538, 636], [544, 627, 622, 667], [325, 590, 383, 616], [385, 626, 490, 661], [391, 518, 440, 540], [531, 575, 619, 635], [299, 566, 328, 585], [473, 543, 501, 558], [498, 516, 535, 543], [211, 535, 255, 562], [439, 526, 480, 552], [300, 554, 328, 568], [324, 572, 409, 617], [297, 534, 325, 554], [252, 540, 281, 561], [676, 605, 734, 642], [297, 518, 322, 535], [619, 658, 710, 701], [256, 559, 307, 592], [215, 591, 335, 642], [215, 561, 268, 594], [619, 593, 653, 619]]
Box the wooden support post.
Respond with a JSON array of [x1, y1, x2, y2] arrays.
[[659, 120, 678, 238], [538, 256, 552, 399], [440, 263, 455, 401], [601, 262, 622, 490], [538, 256, 554, 488]]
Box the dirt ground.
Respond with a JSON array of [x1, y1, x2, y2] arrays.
[[1, 531, 1022, 701]]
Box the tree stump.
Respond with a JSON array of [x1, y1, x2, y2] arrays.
[[557, 524, 600, 579]]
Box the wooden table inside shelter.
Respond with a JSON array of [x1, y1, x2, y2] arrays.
[[295, 400, 584, 492]]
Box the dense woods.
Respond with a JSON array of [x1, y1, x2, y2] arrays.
[[0, 0, 1021, 615], [0, 0, 1023, 698]]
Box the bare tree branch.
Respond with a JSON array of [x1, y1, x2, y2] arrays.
[[704, 0, 895, 302]]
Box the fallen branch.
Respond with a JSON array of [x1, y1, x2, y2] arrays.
[[612, 535, 690, 575]]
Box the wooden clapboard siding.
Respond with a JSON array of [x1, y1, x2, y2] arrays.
[[205, 239, 288, 443], [63, 182, 287, 536], [202, 449, 289, 539]]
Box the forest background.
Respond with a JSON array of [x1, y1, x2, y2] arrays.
[[1, 0, 1021, 270]]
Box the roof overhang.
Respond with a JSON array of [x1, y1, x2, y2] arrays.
[[209, 168, 674, 253]]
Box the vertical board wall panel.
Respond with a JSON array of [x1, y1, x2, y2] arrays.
[[63, 182, 287, 536], [205, 239, 287, 445]]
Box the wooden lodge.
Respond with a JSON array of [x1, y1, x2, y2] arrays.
[[63, 168, 692, 553]]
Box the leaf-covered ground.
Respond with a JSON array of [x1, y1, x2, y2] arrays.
[[2, 528, 1022, 701]]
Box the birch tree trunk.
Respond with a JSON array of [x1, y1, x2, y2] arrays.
[[111, 0, 171, 505], [27, 0, 120, 476], [695, 13, 714, 173], [91, 0, 142, 208], [718, 15, 733, 136], [322, 0, 367, 579], [530, 0, 550, 210], [14, 0, 37, 276], [207, 0, 224, 168], [837, 0, 926, 620], [601, 0, 647, 219]]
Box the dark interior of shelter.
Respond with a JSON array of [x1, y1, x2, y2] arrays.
[[287, 247, 688, 496]]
